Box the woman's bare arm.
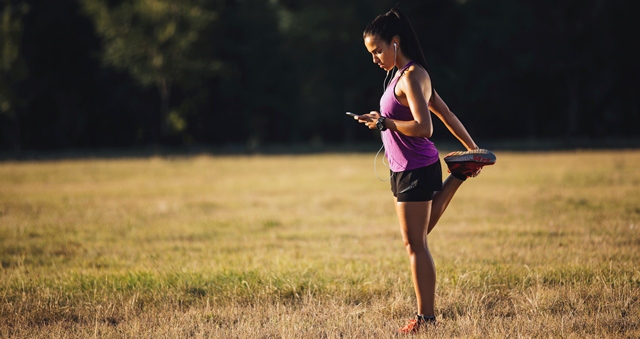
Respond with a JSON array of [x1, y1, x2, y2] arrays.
[[428, 90, 478, 150]]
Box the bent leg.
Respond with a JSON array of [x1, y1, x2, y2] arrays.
[[396, 199, 436, 316], [427, 175, 464, 234]]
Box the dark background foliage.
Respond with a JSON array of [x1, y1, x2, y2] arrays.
[[1, 0, 638, 153]]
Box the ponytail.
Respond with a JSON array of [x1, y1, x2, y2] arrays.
[[363, 8, 429, 71]]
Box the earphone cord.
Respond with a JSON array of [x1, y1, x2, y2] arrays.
[[377, 44, 398, 181], [383, 70, 391, 92], [374, 143, 392, 181], [383, 43, 398, 91]]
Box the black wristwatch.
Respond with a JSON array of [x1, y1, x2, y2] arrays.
[[376, 116, 388, 131]]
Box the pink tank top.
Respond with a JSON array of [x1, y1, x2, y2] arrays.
[[380, 61, 439, 172]]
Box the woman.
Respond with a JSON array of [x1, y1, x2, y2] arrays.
[[354, 8, 496, 334]]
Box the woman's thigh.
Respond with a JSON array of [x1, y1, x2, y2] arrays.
[[395, 200, 432, 247]]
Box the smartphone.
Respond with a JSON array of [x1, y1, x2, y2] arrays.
[[345, 112, 360, 117]]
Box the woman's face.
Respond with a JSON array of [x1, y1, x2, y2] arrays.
[[364, 34, 394, 71]]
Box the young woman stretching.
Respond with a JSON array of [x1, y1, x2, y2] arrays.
[[354, 8, 496, 334]]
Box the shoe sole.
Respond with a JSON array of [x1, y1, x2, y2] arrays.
[[444, 149, 496, 165]]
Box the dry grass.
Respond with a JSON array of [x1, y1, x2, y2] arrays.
[[1, 150, 639, 338]]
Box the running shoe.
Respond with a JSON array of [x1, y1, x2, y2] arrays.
[[444, 148, 497, 178], [398, 315, 436, 335]]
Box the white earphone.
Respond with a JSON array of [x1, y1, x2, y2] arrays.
[[383, 42, 400, 91]]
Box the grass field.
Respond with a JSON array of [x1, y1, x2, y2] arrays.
[[1, 150, 639, 338]]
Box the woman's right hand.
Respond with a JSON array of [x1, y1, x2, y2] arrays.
[[356, 111, 382, 130]]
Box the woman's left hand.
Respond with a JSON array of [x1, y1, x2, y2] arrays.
[[356, 111, 382, 130]]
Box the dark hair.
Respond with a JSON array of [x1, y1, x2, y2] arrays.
[[363, 8, 429, 73]]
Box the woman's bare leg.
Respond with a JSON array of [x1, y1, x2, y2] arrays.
[[395, 199, 436, 316], [427, 175, 465, 234]]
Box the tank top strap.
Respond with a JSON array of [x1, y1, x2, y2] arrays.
[[384, 60, 418, 93], [396, 60, 435, 98], [398, 60, 416, 77]]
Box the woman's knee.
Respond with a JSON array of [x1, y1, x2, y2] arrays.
[[403, 237, 426, 255]]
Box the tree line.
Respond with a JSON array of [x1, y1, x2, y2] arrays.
[[1, 0, 638, 153]]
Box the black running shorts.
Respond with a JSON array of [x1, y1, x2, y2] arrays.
[[390, 160, 443, 202]]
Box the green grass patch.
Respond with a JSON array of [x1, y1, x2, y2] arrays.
[[1, 151, 639, 338]]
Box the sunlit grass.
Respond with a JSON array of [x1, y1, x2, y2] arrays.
[[1, 150, 639, 338]]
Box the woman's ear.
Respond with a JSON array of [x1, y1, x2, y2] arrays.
[[392, 36, 400, 49]]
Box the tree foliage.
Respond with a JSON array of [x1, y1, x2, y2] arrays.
[[0, 0, 638, 152], [0, 0, 29, 151], [80, 0, 220, 136], [0, 1, 28, 114]]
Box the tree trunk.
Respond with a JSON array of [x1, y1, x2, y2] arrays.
[[566, 78, 579, 138], [12, 113, 21, 156], [157, 77, 171, 137]]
